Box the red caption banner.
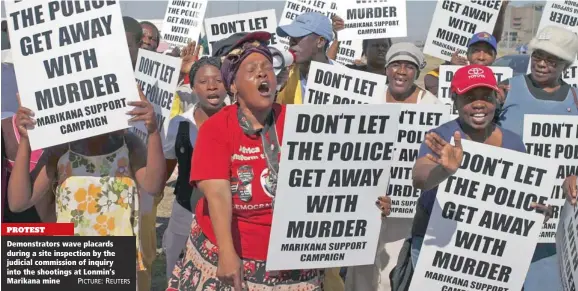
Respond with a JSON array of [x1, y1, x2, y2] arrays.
[[1, 223, 74, 236]]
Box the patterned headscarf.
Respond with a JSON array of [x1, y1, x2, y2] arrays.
[[220, 40, 273, 96], [188, 56, 221, 86]]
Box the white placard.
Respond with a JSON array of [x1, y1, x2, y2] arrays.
[[4, 0, 140, 150], [388, 104, 451, 218], [438, 65, 512, 118], [161, 0, 208, 48], [556, 200, 578, 291], [423, 0, 502, 61], [266, 104, 402, 270], [278, 0, 332, 50], [337, 0, 407, 41], [524, 115, 578, 243], [410, 140, 557, 291], [304, 61, 387, 105], [529, 2, 577, 87], [204, 10, 278, 55], [132, 49, 182, 144], [328, 2, 363, 66]]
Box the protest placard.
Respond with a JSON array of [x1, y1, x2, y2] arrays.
[[524, 115, 578, 243], [528, 2, 577, 88], [4, 0, 140, 150], [423, 0, 501, 61], [204, 10, 278, 55], [337, 0, 407, 41], [266, 104, 402, 270], [409, 139, 557, 291], [556, 200, 578, 291], [388, 104, 451, 218], [304, 61, 387, 105], [438, 65, 512, 117], [278, 0, 331, 50], [161, 0, 208, 48], [326, 3, 363, 66], [132, 49, 181, 143]]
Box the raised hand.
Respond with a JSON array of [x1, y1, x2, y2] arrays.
[[180, 41, 201, 75], [127, 86, 157, 134], [331, 15, 344, 33], [375, 196, 391, 218], [563, 175, 578, 205], [14, 93, 35, 139], [450, 51, 468, 66], [424, 131, 464, 175]]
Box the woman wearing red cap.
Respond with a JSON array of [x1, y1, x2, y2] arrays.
[[389, 65, 552, 270]]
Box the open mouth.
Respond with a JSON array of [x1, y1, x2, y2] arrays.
[[258, 81, 271, 96], [471, 113, 487, 124], [206, 94, 221, 105], [393, 77, 406, 87]]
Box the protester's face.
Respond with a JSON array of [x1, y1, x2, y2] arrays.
[[366, 39, 389, 66], [141, 24, 159, 51], [467, 42, 496, 66], [233, 52, 276, 110], [456, 87, 497, 130], [193, 65, 227, 111], [386, 61, 418, 94], [126, 32, 140, 69], [530, 50, 567, 85], [289, 34, 321, 64]]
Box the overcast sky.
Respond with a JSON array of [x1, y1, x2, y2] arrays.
[[1, 0, 543, 42]]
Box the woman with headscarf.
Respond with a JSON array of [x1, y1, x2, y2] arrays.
[[166, 31, 323, 291], [162, 56, 228, 278]]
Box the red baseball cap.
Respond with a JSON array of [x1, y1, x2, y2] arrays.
[[450, 64, 499, 95]]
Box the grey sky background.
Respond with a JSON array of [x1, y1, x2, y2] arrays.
[[1, 0, 543, 42]]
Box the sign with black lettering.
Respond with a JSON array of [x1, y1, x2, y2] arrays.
[[438, 65, 512, 118], [327, 3, 363, 65], [304, 61, 387, 105], [4, 0, 140, 150], [423, 0, 501, 61], [161, 0, 208, 48], [388, 104, 451, 218], [266, 104, 402, 270], [530, 2, 577, 88], [523, 115, 578, 243], [409, 140, 557, 291], [204, 10, 278, 55], [1, 236, 135, 291], [337, 0, 407, 40], [556, 200, 578, 291], [132, 49, 181, 143], [278, 0, 331, 50]]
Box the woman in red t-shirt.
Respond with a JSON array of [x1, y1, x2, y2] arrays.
[[166, 32, 323, 290]]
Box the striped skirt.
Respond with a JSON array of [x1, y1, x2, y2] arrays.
[[166, 219, 324, 291]]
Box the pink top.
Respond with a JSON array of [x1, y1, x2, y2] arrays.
[[2, 115, 44, 213]]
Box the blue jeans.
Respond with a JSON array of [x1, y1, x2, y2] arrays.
[[410, 237, 562, 291]]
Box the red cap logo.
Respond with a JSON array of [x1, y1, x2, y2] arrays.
[[467, 67, 486, 79]]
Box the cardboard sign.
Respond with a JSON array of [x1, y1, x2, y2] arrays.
[[388, 104, 451, 218], [266, 104, 401, 270], [161, 0, 208, 48], [556, 200, 578, 291], [132, 49, 182, 143], [337, 0, 407, 40], [524, 115, 578, 243], [204, 10, 278, 55], [410, 140, 557, 291], [4, 0, 140, 150], [303, 61, 387, 105], [423, 0, 501, 61], [328, 2, 363, 66]]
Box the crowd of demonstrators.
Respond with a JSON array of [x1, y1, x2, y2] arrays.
[[2, 4, 578, 291], [496, 25, 578, 291]]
